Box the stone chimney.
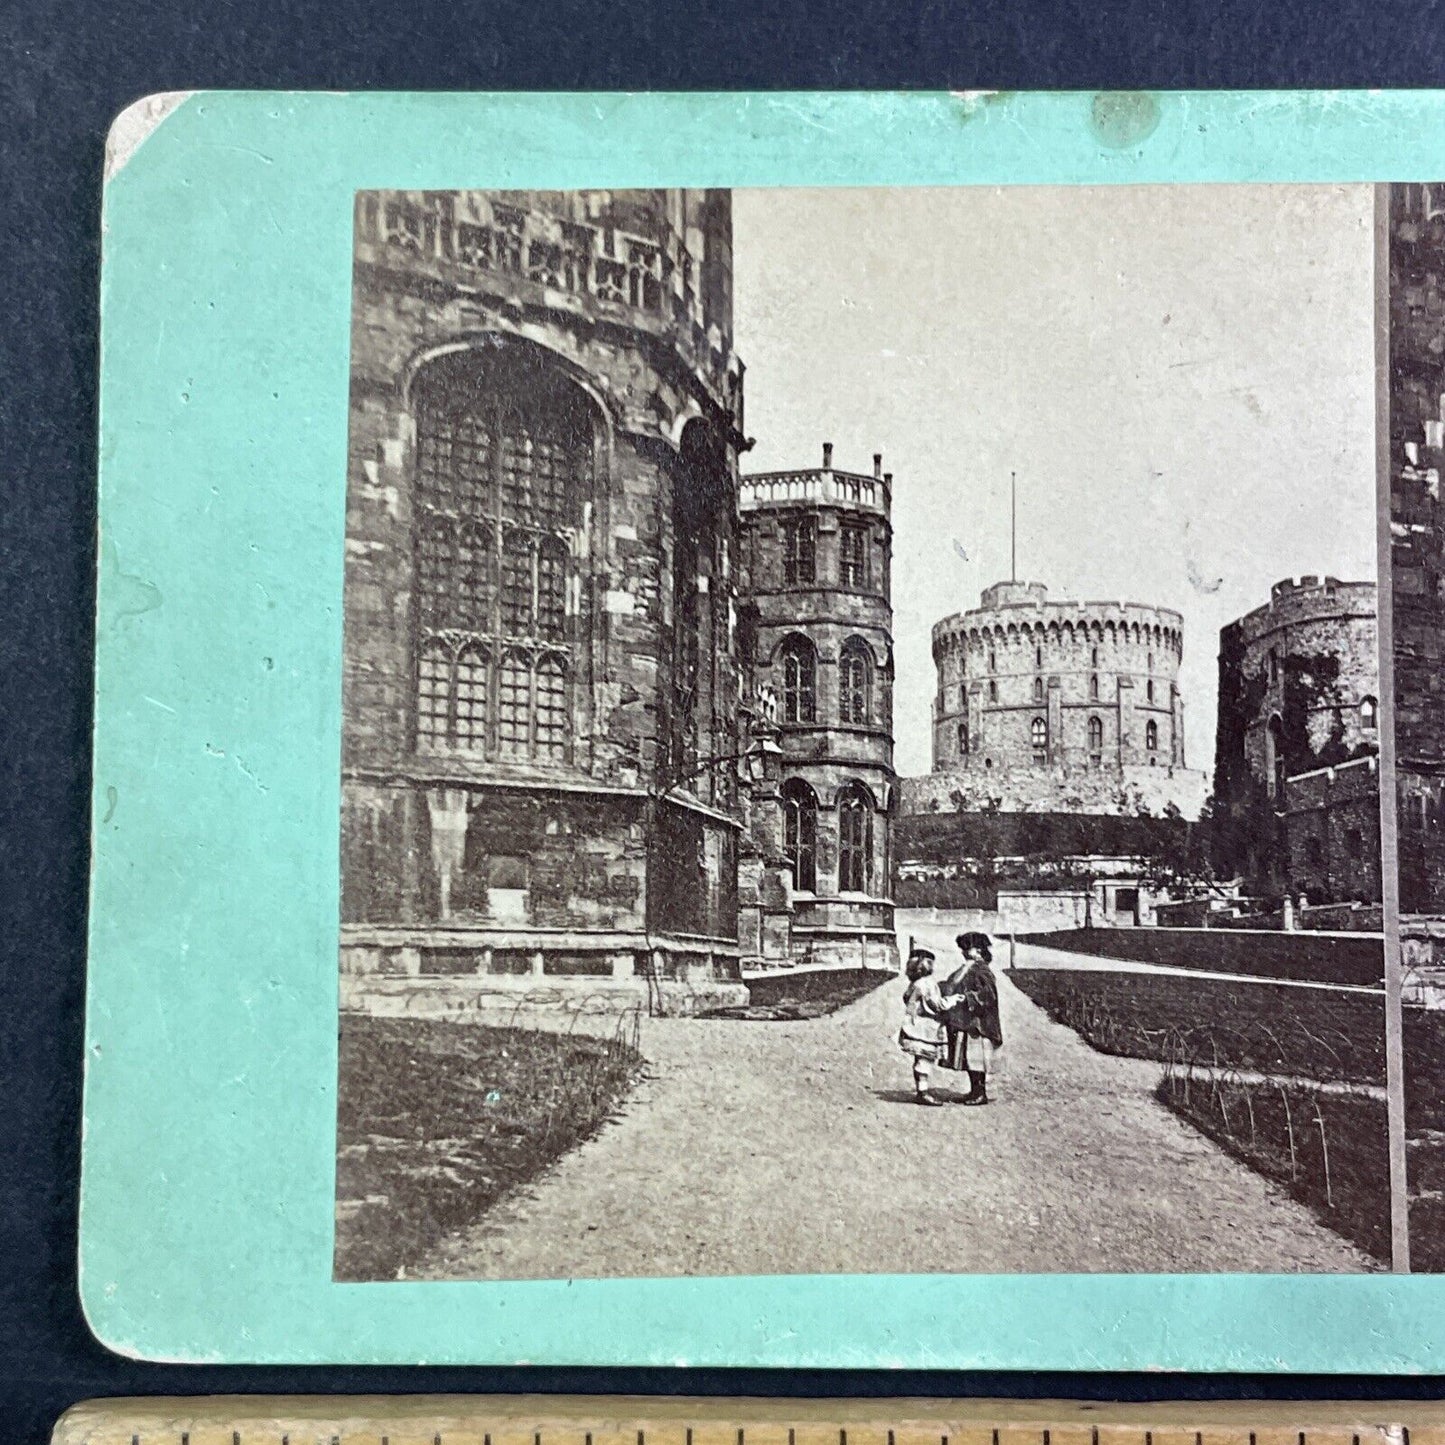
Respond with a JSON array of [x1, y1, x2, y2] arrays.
[[874, 452, 883, 479], [822, 442, 833, 470]]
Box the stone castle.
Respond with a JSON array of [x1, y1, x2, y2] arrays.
[[1213, 575, 1381, 905], [341, 189, 748, 1009], [339, 189, 896, 1011], [903, 580, 1208, 818], [1388, 183, 1445, 1002]]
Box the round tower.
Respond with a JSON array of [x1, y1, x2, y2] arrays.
[[738, 443, 897, 969], [922, 581, 1207, 818], [1217, 575, 1380, 806]]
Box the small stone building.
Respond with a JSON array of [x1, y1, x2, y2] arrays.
[[1214, 576, 1381, 902], [737, 446, 899, 970], [339, 189, 749, 1011]]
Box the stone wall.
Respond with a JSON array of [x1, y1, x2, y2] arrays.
[[899, 761, 1208, 818], [1282, 754, 1382, 906]]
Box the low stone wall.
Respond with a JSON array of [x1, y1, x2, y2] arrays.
[[1015, 926, 1386, 987], [1220, 902, 1383, 933], [341, 973, 750, 1023], [1151, 901, 1384, 933]]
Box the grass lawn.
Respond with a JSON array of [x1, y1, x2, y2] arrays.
[[1157, 1076, 1388, 1265], [1015, 926, 1383, 986], [1009, 966, 1388, 1263], [1010, 967, 1385, 1084], [335, 1015, 643, 1280], [701, 967, 895, 1021], [1405, 1007, 1445, 1270]]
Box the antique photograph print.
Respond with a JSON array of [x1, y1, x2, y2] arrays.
[[335, 184, 1389, 1281]]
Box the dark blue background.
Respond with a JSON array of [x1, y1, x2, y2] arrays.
[[6, 4, 1445, 1442]]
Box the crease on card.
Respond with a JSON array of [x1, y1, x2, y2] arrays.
[[105, 92, 195, 182]]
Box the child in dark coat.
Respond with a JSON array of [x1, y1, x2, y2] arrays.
[[940, 931, 1004, 1104]]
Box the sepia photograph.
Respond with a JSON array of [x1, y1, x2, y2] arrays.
[[334, 183, 1391, 1281]]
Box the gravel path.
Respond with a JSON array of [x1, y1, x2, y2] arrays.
[[416, 924, 1376, 1279]]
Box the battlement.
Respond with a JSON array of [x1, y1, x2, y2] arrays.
[[1271, 574, 1348, 601], [1231, 576, 1378, 643], [932, 587, 1185, 660], [979, 580, 1050, 608]]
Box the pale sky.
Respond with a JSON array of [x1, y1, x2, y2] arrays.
[[733, 184, 1379, 781]]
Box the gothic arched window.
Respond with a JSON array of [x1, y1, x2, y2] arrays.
[[779, 636, 817, 723], [1030, 716, 1047, 762], [1145, 719, 1159, 753], [411, 350, 590, 761], [1033, 676, 1044, 702], [840, 521, 869, 589], [781, 779, 818, 893], [837, 783, 874, 894], [781, 515, 816, 584], [1088, 714, 1103, 756], [1361, 695, 1379, 729], [958, 721, 970, 756], [1266, 714, 1285, 800], [1090, 674, 1100, 700], [839, 639, 872, 724]]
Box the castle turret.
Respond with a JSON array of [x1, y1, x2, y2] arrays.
[[737, 444, 897, 970], [1215, 575, 1380, 900], [913, 581, 1206, 818]]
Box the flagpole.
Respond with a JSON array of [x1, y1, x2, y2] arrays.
[[1010, 470, 1017, 583]]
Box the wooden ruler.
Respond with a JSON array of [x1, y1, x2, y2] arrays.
[[48, 1397, 1445, 1445]]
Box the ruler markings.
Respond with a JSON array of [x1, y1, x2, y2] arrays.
[[52, 1403, 1445, 1445]]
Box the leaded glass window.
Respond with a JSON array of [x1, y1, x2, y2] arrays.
[[781, 516, 816, 585], [781, 779, 818, 893], [838, 785, 873, 894], [411, 355, 589, 761], [780, 636, 816, 723], [839, 639, 871, 724]]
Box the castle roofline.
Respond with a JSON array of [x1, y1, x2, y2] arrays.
[[741, 465, 883, 487], [740, 442, 891, 515], [932, 591, 1186, 635], [1223, 575, 1378, 634]]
